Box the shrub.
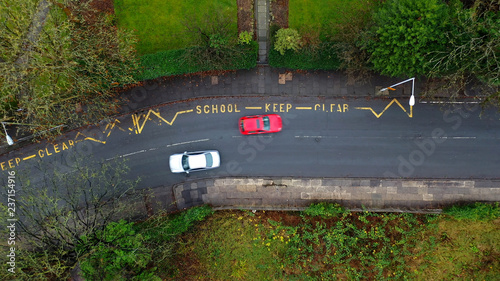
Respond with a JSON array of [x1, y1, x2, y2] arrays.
[[365, 0, 451, 77], [238, 31, 254, 45], [136, 42, 257, 81], [269, 42, 341, 70], [443, 202, 500, 221], [78, 220, 159, 280], [274, 28, 302, 55], [303, 202, 347, 218]]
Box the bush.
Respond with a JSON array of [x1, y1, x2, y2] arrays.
[[443, 202, 500, 221], [136, 42, 258, 81], [274, 28, 302, 55], [303, 202, 347, 218], [238, 31, 254, 45], [366, 0, 451, 77], [78, 220, 158, 281], [269, 42, 341, 70]]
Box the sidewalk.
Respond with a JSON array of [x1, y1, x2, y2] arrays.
[[167, 177, 500, 213], [117, 66, 416, 116], [143, 176, 500, 214]]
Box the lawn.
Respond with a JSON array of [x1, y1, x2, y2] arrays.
[[289, 0, 379, 40], [114, 0, 237, 55]]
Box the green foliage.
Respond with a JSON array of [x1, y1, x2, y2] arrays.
[[139, 205, 214, 247], [427, 1, 499, 89], [443, 202, 500, 221], [303, 202, 347, 218], [366, 0, 451, 77], [137, 42, 257, 80], [79, 220, 159, 281], [274, 212, 432, 279], [274, 28, 302, 55], [269, 43, 341, 70], [238, 31, 254, 45]]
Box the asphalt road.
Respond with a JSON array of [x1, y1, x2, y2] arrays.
[[2, 96, 500, 189]]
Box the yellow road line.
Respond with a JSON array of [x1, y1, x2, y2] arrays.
[[295, 107, 312, 110], [355, 98, 413, 118], [132, 109, 194, 134], [245, 107, 262, 110], [22, 155, 36, 160], [74, 132, 107, 144]]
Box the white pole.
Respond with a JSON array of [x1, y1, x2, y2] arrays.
[[2, 122, 14, 145]]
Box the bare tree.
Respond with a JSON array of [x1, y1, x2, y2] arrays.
[[11, 154, 141, 265]]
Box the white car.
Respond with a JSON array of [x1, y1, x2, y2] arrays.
[[169, 150, 220, 174]]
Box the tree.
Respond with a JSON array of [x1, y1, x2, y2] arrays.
[[330, 1, 378, 85], [426, 0, 499, 101], [2, 154, 143, 279], [365, 0, 451, 77], [0, 0, 139, 138]]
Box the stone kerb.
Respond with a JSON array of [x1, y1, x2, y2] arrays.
[[171, 177, 500, 212]]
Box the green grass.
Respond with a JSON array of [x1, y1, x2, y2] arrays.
[[166, 207, 499, 280], [412, 218, 500, 280], [175, 211, 286, 280], [114, 0, 237, 55], [289, 0, 379, 40]]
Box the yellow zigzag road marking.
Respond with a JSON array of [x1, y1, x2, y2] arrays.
[[104, 119, 127, 138], [355, 98, 413, 118], [74, 132, 107, 144], [132, 109, 194, 134]]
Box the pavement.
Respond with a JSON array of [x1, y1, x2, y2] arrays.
[[133, 177, 499, 214], [118, 66, 419, 115]]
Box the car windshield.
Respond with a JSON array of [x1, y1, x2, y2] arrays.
[[182, 155, 189, 170], [205, 153, 213, 167], [263, 116, 270, 130]]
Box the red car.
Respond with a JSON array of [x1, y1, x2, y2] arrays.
[[239, 114, 282, 135]]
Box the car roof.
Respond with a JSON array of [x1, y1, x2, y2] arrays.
[[242, 116, 263, 131], [188, 154, 208, 170]]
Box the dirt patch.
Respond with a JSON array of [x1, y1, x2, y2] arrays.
[[270, 0, 288, 28], [90, 0, 114, 14], [237, 0, 254, 34]]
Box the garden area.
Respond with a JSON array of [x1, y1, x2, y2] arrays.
[[268, 0, 380, 72], [4, 203, 498, 280], [114, 0, 257, 81], [169, 203, 500, 280]]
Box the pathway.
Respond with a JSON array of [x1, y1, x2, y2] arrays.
[[255, 0, 269, 64]]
